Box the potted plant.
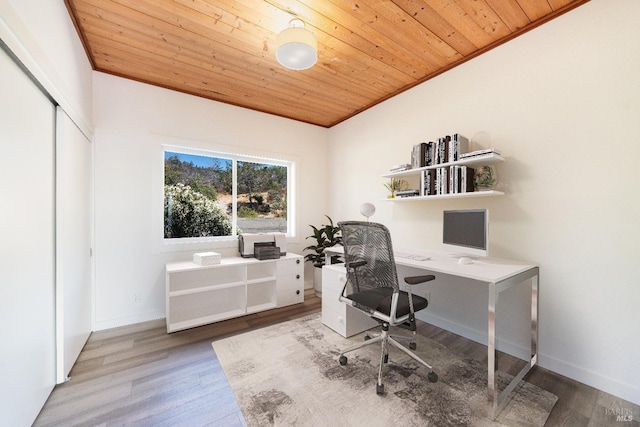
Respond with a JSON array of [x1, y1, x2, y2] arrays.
[[474, 165, 497, 190], [384, 177, 407, 198], [303, 215, 342, 297]]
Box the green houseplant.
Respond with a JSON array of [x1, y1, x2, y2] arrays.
[[384, 177, 407, 198], [474, 165, 497, 190], [303, 215, 342, 297]]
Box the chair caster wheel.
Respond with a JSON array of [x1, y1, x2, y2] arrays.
[[383, 354, 389, 363], [376, 384, 384, 395], [339, 355, 347, 365], [409, 342, 417, 350], [428, 371, 438, 383]]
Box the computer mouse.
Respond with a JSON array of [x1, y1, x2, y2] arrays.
[[458, 256, 473, 265]]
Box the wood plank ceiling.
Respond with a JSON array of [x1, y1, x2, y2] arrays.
[[65, 0, 589, 128]]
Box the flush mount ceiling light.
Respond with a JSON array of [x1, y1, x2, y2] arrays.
[[276, 19, 317, 70]]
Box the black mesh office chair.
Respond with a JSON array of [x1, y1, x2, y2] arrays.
[[337, 221, 438, 394]]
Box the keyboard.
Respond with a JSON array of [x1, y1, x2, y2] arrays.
[[395, 252, 431, 261]]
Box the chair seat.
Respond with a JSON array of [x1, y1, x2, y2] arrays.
[[346, 288, 428, 318]]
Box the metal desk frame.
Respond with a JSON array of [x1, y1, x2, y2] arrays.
[[326, 246, 539, 420], [487, 266, 539, 419]]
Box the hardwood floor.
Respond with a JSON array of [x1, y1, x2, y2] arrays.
[[35, 290, 638, 426]]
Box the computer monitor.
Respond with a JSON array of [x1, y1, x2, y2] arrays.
[[442, 209, 488, 257]]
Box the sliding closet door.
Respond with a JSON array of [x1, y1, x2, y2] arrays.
[[56, 107, 92, 382], [0, 46, 57, 425]]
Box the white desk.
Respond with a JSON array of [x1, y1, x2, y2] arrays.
[[325, 246, 539, 420]]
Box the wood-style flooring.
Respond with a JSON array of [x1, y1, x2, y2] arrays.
[[34, 290, 638, 426]]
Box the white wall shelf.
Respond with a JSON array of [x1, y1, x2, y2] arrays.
[[382, 152, 505, 200], [166, 253, 303, 333], [382, 152, 505, 178], [384, 190, 504, 202]]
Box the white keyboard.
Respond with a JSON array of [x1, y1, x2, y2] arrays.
[[395, 252, 430, 261]]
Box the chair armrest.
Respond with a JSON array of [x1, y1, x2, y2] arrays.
[[404, 275, 435, 285], [348, 260, 367, 269]]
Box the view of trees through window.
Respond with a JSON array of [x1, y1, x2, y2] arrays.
[[164, 151, 288, 238]]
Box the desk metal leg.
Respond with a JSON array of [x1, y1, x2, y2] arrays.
[[488, 283, 498, 417], [488, 267, 540, 420]]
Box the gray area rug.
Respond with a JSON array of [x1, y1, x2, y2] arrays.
[[212, 313, 557, 427]]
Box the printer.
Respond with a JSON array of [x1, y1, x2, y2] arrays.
[[238, 233, 287, 259]]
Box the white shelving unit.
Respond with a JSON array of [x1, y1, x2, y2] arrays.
[[382, 152, 505, 201], [166, 253, 303, 333]]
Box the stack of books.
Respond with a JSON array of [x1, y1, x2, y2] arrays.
[[389, 163, 412, 173], [410, 133, 477, 196], [411, 133, 469, 168], [405, 133, 501, 197], [420, 166, 474, 196], [396, 189, 420, 198], [460, 148, 501, 159]]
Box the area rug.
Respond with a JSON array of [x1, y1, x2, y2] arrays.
[[212, 313, 556, 427]]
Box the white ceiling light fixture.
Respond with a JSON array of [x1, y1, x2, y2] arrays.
[[276, 19, 317, 70]]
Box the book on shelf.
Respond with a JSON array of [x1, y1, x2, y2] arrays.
[[389, 163, 411, 173], [447, 165, 475, 194], [461, 166, 475, 193], [411, 143, 428, 168], [421, 141, 434, 167], [396, 189, 420, 198], [435, 167, 449, 195], [435, 136, 450, 165], [448, 134, 469, 162], [460, 148, 501, 159], [420, 170, 435, 196], [449, 166, 457, 194]]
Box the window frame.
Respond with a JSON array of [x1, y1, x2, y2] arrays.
[[155, 141, 296, 253]]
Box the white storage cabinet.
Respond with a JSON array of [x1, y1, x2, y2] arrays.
[[166, 254, 303, 333]]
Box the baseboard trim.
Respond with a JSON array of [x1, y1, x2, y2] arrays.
[[539, 354, 640, 406], [93, 310, 165, 331]]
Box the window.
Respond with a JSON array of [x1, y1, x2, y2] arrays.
[[163, 147, 291, 240]]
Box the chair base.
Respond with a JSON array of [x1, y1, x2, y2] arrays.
[[338, 323, 437, 394]]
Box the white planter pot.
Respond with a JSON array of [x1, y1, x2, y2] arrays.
[[313, 267, 322, 298]]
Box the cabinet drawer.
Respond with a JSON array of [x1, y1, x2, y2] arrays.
[[278, 288, 303, 307], [321, 285, 344, 313], [277, 256, 303, 275], [278, 273, 303, 291], [322, 305, 347, 336], [322, 266, 347, 293], [322, 304, 377, 338]]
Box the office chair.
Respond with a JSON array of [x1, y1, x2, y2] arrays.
[[337, 221, 438, 394]]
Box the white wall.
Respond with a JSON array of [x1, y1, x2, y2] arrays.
[[92, 73, 329, 329], [328, 0, 640, 405]]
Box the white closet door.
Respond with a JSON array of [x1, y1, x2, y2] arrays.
[[56, 107, 92, 382], [0, 47, 56, 425]]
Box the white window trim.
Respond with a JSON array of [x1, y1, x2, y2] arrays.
[[151, 134, 297, 254]]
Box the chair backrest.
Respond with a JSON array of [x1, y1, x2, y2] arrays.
[[338, 221, 399, 297]]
